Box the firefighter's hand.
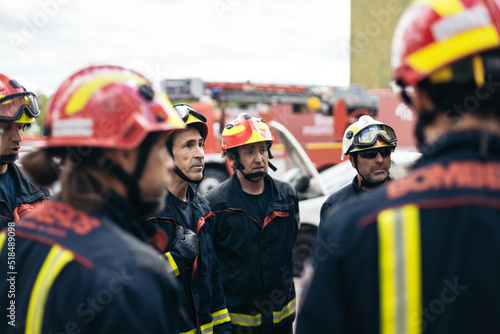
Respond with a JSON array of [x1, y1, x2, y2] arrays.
[[175, 225, 200, 261]]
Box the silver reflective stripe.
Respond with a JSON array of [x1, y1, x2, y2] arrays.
[[378, 204, 422, 334], [163, 252, 180, 276], [212, 308, 231, 326], [273, 298, 296, 323], [229, 312, 262, 327], [200, 322, 213, 334]]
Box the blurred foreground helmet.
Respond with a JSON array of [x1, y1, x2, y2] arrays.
[[173, 103, 208, 140], [391, 0, 500, 87], [221, 113, 273, 155], [342, 115, 397, 160], [44, 65, 185, 150], [0, 73, 40, 124]]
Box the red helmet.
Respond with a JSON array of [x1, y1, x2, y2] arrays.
[[44, 65, 185, 150], [0, 73, 40, 123], [221, 113, 273, 154], [392, 0, 500, 87]]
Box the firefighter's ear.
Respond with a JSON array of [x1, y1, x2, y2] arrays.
[[349, 154, 356, 168]]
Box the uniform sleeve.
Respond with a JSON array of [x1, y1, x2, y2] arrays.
[[211, 256, 232, 333], [43, 261, 181, 334], [162, 237, 197, 277], [292, 186, 301, 237], [295, 213, 348, 333], [320, 195, 331, 222]]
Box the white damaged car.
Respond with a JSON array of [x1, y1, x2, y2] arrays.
[[269, 121, 421, 276]]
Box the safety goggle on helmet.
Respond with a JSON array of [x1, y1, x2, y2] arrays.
[[173, 103, 208, 140], [341, 115, 397, 160], [0, 73, 40, 123]]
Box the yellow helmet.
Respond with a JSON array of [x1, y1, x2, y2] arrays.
[[341, 116, 397, 160]]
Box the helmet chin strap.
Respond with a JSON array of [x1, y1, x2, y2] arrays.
[[415, 110, 439, 153], [173, 165, 203, 184], [0, 129, 21, 166], [231, 153, 269, 182], [166, 138, 204, 185], [98, 133, 162, 216], [358, 174, 386, 189], [232, 145, 277, 182], [0, 154, 17, 165], [353, 154, 389, 189]]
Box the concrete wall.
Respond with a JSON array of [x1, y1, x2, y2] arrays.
[[350, 0, 411, 88]]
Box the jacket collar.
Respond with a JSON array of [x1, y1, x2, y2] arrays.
[[415, 129, 500, 168], [8, 163, 46, 205], [227, 174, 289, 212], [352, 175, 390, 193], [92, 190, 154, 242]]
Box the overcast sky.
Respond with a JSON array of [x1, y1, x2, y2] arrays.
[[1, 0, 350, 95]]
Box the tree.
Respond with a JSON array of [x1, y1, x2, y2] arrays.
[[28, 92, 48, 135]]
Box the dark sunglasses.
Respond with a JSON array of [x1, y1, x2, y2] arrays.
[[358, 147, 393, 159]]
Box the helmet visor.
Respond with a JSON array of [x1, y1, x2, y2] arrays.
[[173, 103, 207, 123], [353, 124, 397, 148], [0, 92, 40, 122]]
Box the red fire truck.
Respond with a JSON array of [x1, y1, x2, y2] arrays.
[[163, 79, 417, 194]]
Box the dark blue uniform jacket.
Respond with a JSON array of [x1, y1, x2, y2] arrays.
[[0, 193, 181, 334], [206, 175, 300, 333], [147, 185, 231, 334], [0, 163, 47, 228], [296, 130, 500, 333]]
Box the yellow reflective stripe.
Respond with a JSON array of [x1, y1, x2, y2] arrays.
[[404, 206, 422, 334], [229, 312, 262, 327], [0, 231, 6, 255], [180, 328, 197, 334], [429, 66, 453, 83], [472, 55, 485, 87], [378, 205, 422, 334], [378, 208, 397, 334], [200, 321, 213, 334], [407, 26, 499, 75], [273, 298, 296, 323], [415, 0, 463, 16], [165, 252, 180, 276], [26, 245, 74, 334], [65, 73, 147, 115], [212, 308, 231, 326]]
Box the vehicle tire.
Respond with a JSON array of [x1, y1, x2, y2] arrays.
[[293, 229, 316, 277], [198, 168, 229, 195]]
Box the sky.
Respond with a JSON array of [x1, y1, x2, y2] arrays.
[[1, 0, 351, 96]]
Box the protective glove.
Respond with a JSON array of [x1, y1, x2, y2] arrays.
[[174, 225, 200, 263]]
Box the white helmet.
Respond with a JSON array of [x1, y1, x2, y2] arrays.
[[341, 115, 397, 160]]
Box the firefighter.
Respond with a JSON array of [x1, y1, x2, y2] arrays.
[[147, 103, 231, 334], [205, 113, 300, 334], [0, 74, 48, 228], [296, 0, 500, 332], [320, 115, 397, 221], [0, 65, 185, 333]]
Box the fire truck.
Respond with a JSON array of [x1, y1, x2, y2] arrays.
[[162, 79, 416, 194]]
